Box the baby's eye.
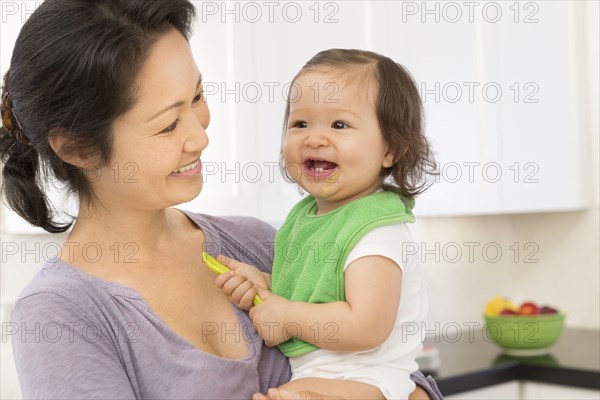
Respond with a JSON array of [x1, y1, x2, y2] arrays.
[[332, 121, 349, 129], [290, 121, 308, 129]]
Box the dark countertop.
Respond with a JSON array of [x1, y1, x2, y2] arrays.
[[423, 328, 600, 395]]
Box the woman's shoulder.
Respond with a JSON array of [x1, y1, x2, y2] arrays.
[[11, 259, 137, 323], [180, 209, 276, 238], [178, 209, 277, 273]]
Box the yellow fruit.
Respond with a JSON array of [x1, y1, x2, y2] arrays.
[[503, 300, 518, 312], [485, 296, 504, 316], [484, 296, 517, 316]]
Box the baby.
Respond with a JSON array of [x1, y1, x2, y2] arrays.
[[215, 48, 436, 400]]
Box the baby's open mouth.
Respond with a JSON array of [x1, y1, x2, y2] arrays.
[[304, 159, 338, 173]]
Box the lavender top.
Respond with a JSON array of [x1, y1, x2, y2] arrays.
[[10, 210, 443, 400], [11, 211, 290, 399]]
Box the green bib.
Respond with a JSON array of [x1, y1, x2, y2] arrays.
[[272, 191, 415, 357]]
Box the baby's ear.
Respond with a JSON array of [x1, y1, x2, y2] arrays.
[[382, 150, 395, 168], [48, 128, 101, 169]]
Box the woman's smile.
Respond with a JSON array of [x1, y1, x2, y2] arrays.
[[170, 159, 202, 177]]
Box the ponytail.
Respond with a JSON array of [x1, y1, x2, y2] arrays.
[[0, 132, 71, 233], [1, 75, 70, 233]]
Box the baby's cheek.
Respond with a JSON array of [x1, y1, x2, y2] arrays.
[[285, 162, 304, 183]]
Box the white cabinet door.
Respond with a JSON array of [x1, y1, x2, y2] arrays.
[[487, 1, 589, 213], [370, 1, 589, 217], [446, 381, 600, 400], [521, 381, 600, 399], [371, 1, 502, 217], [445, 381, 520, 399]]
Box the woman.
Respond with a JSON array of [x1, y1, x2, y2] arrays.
[[1, 1, 442, 399]]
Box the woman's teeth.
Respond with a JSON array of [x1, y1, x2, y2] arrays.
[[172, 160, 199, 174]]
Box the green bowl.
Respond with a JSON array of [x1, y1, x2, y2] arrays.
[[483, 313, 565, 356]]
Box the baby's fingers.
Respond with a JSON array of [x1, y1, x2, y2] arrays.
[[216, 254, 240, 271], [220, 273, 248, 295], [214, 271, 236, 289], [237, 284, 259, 310], [231, 280, 255, 308]]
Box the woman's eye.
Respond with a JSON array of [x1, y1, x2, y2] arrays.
[[161, 119, 179, 134], [159, 92, 202, 134], [332, 121, 348, 129]]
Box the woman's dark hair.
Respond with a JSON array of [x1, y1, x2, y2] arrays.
[[0, 0, 196, 233], [282, 48, 438, 199]]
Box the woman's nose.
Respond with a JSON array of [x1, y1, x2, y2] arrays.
[[184, 106, 210, 152]]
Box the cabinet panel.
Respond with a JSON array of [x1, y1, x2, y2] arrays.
[[486, 2, 589, 213], [521, 381, 600, 399], [445, 381, 520, 399], [371, 1, 589, 217], [371, 1, 502, 216]]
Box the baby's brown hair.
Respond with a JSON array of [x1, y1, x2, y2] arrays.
[[282, 49, 438, 197]]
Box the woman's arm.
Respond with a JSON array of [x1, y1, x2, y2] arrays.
[[252, 373, 441, 400], [250, 255, 402, 349], [11, 292, 137, 399]]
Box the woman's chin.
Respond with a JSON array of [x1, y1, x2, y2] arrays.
[[169, 181, 204, 206]]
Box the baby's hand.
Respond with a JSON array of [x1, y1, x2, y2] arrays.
[[249, 289, 293, 347], [214, 255, 270, 310], [215, 271, 259, 310]]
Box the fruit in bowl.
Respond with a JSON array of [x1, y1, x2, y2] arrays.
[[484, 296, 519, 316], [483, 297, 565, 356], [518, 302, 540, 315]]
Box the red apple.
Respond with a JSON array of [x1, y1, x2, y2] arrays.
[[500, 308, 517, 315], [519, 302, 541, 315], [540, 305, 559, 314]]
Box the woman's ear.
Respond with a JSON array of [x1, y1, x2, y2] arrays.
[[48, 129, 98, 169]]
